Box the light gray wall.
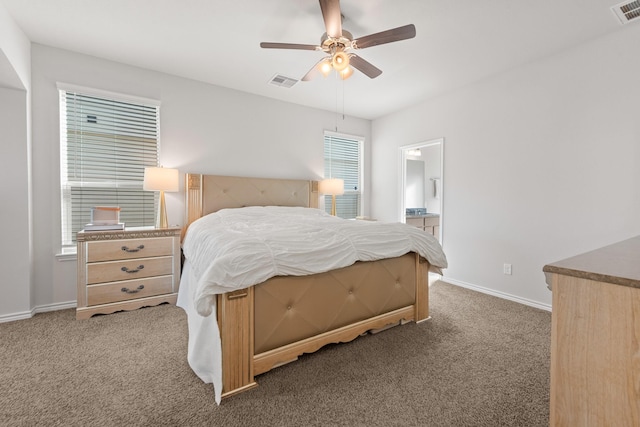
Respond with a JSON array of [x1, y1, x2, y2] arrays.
[[0, 2, 32, 320], [422, 144, 441, 214], [23, 44, 371, 316], [0, 87, 31, 317], [0, 2, 30, 90], [371, 24, 640, 308], [5, 14, 639, 319]]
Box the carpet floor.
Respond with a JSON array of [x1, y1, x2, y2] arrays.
[[0, 281, 550, 426]]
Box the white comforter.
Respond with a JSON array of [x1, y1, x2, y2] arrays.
[[178, 206, 447, 404], [182, 206, 448, 317]]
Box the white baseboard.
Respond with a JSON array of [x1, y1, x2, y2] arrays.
[[0, 301, 77, 324], [441, 277, 552, 312], [36, 301, 77, 313], [0, 310, 33, 323]]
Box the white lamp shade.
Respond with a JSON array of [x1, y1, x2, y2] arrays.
[[318, 178, 345, 196], [143, 167, 179, 192]]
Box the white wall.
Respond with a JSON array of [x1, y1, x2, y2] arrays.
[[0, 87, 31, 317], [0, 2, 32, 320], [24, 44, 371, 315], [422, 144, 441, 214], [372, 25, 640, 308], [0, 1, 30, 90], [7, 18, 639, 318]]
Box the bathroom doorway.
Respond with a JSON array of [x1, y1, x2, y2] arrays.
[[399, 138, 444, 244]]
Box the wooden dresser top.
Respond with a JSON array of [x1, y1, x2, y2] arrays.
[[543, 235, 640, 289]]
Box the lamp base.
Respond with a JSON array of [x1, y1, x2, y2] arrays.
[[157, 190, 169, 228], [331, 195, 337, 216]]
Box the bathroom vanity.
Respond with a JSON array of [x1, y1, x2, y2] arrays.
[[406, 208, 440, 239]]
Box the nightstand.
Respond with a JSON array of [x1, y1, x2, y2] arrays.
[[76, 227, 181, 320]]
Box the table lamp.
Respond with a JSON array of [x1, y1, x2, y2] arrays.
[[143, 167, 179, 228], [318, 178, 344, 216]]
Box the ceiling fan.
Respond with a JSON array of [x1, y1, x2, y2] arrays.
[[260, 0, 416, 81]]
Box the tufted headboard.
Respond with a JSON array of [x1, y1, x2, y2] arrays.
[[184, 173, 319, 233]]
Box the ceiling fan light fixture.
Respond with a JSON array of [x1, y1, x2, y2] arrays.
[[331, 51, 349, 71], [260, 1, 416, 82], [339, 66, 354, 80], [319, 58, 333, 77]]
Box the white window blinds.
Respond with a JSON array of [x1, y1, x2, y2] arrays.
[[323, 133, 363, 219], [59, 88, 160, 246]]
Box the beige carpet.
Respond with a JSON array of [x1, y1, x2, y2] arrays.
[[0, 281, 550, 426]]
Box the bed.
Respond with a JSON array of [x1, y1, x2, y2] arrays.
[[177, 173, 447, 403]]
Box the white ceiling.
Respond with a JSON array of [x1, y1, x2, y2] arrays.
[[1, 0, 629, 119]]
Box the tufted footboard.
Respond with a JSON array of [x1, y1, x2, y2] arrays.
[[216, 252, 430, 398]]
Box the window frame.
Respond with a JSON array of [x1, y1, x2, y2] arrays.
[[57, 83, 161, 249], [323, 130, 364, 219]]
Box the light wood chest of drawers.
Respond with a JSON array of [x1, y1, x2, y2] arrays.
[[76, 227, 181, 320]]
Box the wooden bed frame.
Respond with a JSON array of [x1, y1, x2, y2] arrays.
[[184, 173, 431, 398]]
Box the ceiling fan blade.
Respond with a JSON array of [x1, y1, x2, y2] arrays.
[[301, 60, 324, 81], [301, 70, 317, 82], [260, 42, 319, 51], [353, 24, 416, 49], [319, 0, 342, 38], [349, 55, 382, 79]]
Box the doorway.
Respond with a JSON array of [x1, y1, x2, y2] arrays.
[[399, 138, 444, 244]]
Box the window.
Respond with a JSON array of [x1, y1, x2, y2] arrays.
[[323, 132, 363, 219], [59, 85, 160, 247]]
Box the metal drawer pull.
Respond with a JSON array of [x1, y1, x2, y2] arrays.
[[121, 245, 144, 253], [121, 265, 144, 273], [121, 285, 144, 294]]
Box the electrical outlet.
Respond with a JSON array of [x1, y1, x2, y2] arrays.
[[503, 263, 512, 275]]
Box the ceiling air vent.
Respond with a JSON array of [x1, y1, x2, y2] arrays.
[[268, 74, 298, 88], [611, 0, 640, 24]]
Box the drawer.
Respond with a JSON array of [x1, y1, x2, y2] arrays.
[[424, 216, 440, 227], [86, 256, 173, 285], [86, 275, 174, 306], [86, 237, 174, 262], [406, 218, 423, 228]]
